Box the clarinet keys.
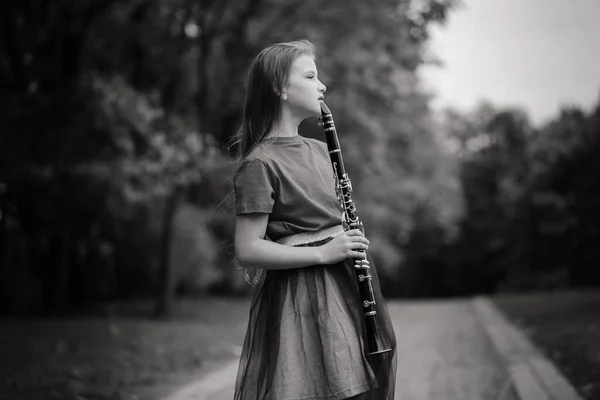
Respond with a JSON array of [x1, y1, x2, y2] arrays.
[[354, 259, 370, 269], [363, 300, 376, 308], [320, 101, 392, 356]]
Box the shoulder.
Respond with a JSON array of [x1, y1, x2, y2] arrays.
[[235, 156, 270, 176], [303, 136, 325, 146], [235, 149, 276, 181], [245, 144, 268, 162], [245, 141, 281, 164], [237, 149, 274, 176], [303, 137, 329, 155]]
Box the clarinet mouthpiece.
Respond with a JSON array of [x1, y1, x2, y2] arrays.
[[319, 101, 331, 115]]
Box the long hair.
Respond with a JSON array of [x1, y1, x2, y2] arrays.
[[226, 39, 316, 285], [230, 39, 316, 158]]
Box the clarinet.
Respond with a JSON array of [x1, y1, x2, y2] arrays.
[[318, 101, 392, 356]]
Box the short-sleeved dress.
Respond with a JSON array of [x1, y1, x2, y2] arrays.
[[233, 135, 397, 400]]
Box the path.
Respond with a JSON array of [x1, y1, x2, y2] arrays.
[[391, 299, 516, 400], [166, 297, 580, 400]]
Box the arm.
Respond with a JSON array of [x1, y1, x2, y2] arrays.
[[235, 213, 324, 270]]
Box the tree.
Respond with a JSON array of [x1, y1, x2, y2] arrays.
[[437, 93, 600, 293], [435, 103, 534, 293], [0, 0, 467, 313]]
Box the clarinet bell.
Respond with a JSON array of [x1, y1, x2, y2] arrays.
[[366, 314, 393, 356]]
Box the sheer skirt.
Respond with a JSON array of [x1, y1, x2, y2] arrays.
[[233, 237, 397, 400]]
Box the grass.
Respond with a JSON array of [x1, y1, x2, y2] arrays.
[[0, 296, 251, 400], [491, 289, 600, 400]]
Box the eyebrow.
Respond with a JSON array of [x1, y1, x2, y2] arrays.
[[304, 69, 317, 74]]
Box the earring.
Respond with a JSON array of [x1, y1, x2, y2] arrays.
[[282, 94, 287, 101]]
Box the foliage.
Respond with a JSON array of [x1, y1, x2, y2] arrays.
[[2, 0, 597, 308], [2, 0, 537, 312], [435, 96, 600, 294]]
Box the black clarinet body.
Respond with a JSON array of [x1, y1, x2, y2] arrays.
[[319, 101, 392, 356]]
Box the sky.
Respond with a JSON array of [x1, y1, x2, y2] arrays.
[[419, 0, 600, 126]]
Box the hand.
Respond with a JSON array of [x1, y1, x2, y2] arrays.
[[318, 229, 369, 265]]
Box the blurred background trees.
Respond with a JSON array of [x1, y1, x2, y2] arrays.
[[434, 100, 600, 296], [0, 0, 598, 316]]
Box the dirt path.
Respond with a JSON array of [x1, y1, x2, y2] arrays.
[[184, 299, 518, 400], [390, 299, 517, 400]]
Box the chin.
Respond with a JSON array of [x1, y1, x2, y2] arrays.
[[311, 103, 322, 116], [297, 103, 321, 119]]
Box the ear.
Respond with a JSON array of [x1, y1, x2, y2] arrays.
[[272, 85, 286, 100]]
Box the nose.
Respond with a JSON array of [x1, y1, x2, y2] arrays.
[[319, 83, 326, 93]]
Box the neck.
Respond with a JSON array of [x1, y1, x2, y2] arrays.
[[268, 107, 302, 138]]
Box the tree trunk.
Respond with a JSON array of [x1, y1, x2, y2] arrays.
[[154, 186, 185, 318], [0, 184, 7, 297], [54, 227, 72, 310]]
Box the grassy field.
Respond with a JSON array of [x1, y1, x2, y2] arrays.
[[491, 289, 600, 400], [0, 297, 251, 400]]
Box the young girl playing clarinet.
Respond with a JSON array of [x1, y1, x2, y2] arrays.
[[231, 39, 397, 400]]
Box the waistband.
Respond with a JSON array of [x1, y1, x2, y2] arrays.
[[275, 224, 345, 247]]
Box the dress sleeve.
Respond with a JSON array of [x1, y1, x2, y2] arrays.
[[234, 158, 276, 215]]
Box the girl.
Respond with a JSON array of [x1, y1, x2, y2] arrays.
[[231, 39, 397, 400]]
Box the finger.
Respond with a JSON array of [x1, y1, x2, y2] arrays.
[[350, 236, 369, 244], [350, 237, 369, 247], [351, 242, 368, 250], [346, 229, 363, 236]]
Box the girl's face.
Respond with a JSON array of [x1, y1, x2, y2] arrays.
[[283, 55, 327, 118]]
